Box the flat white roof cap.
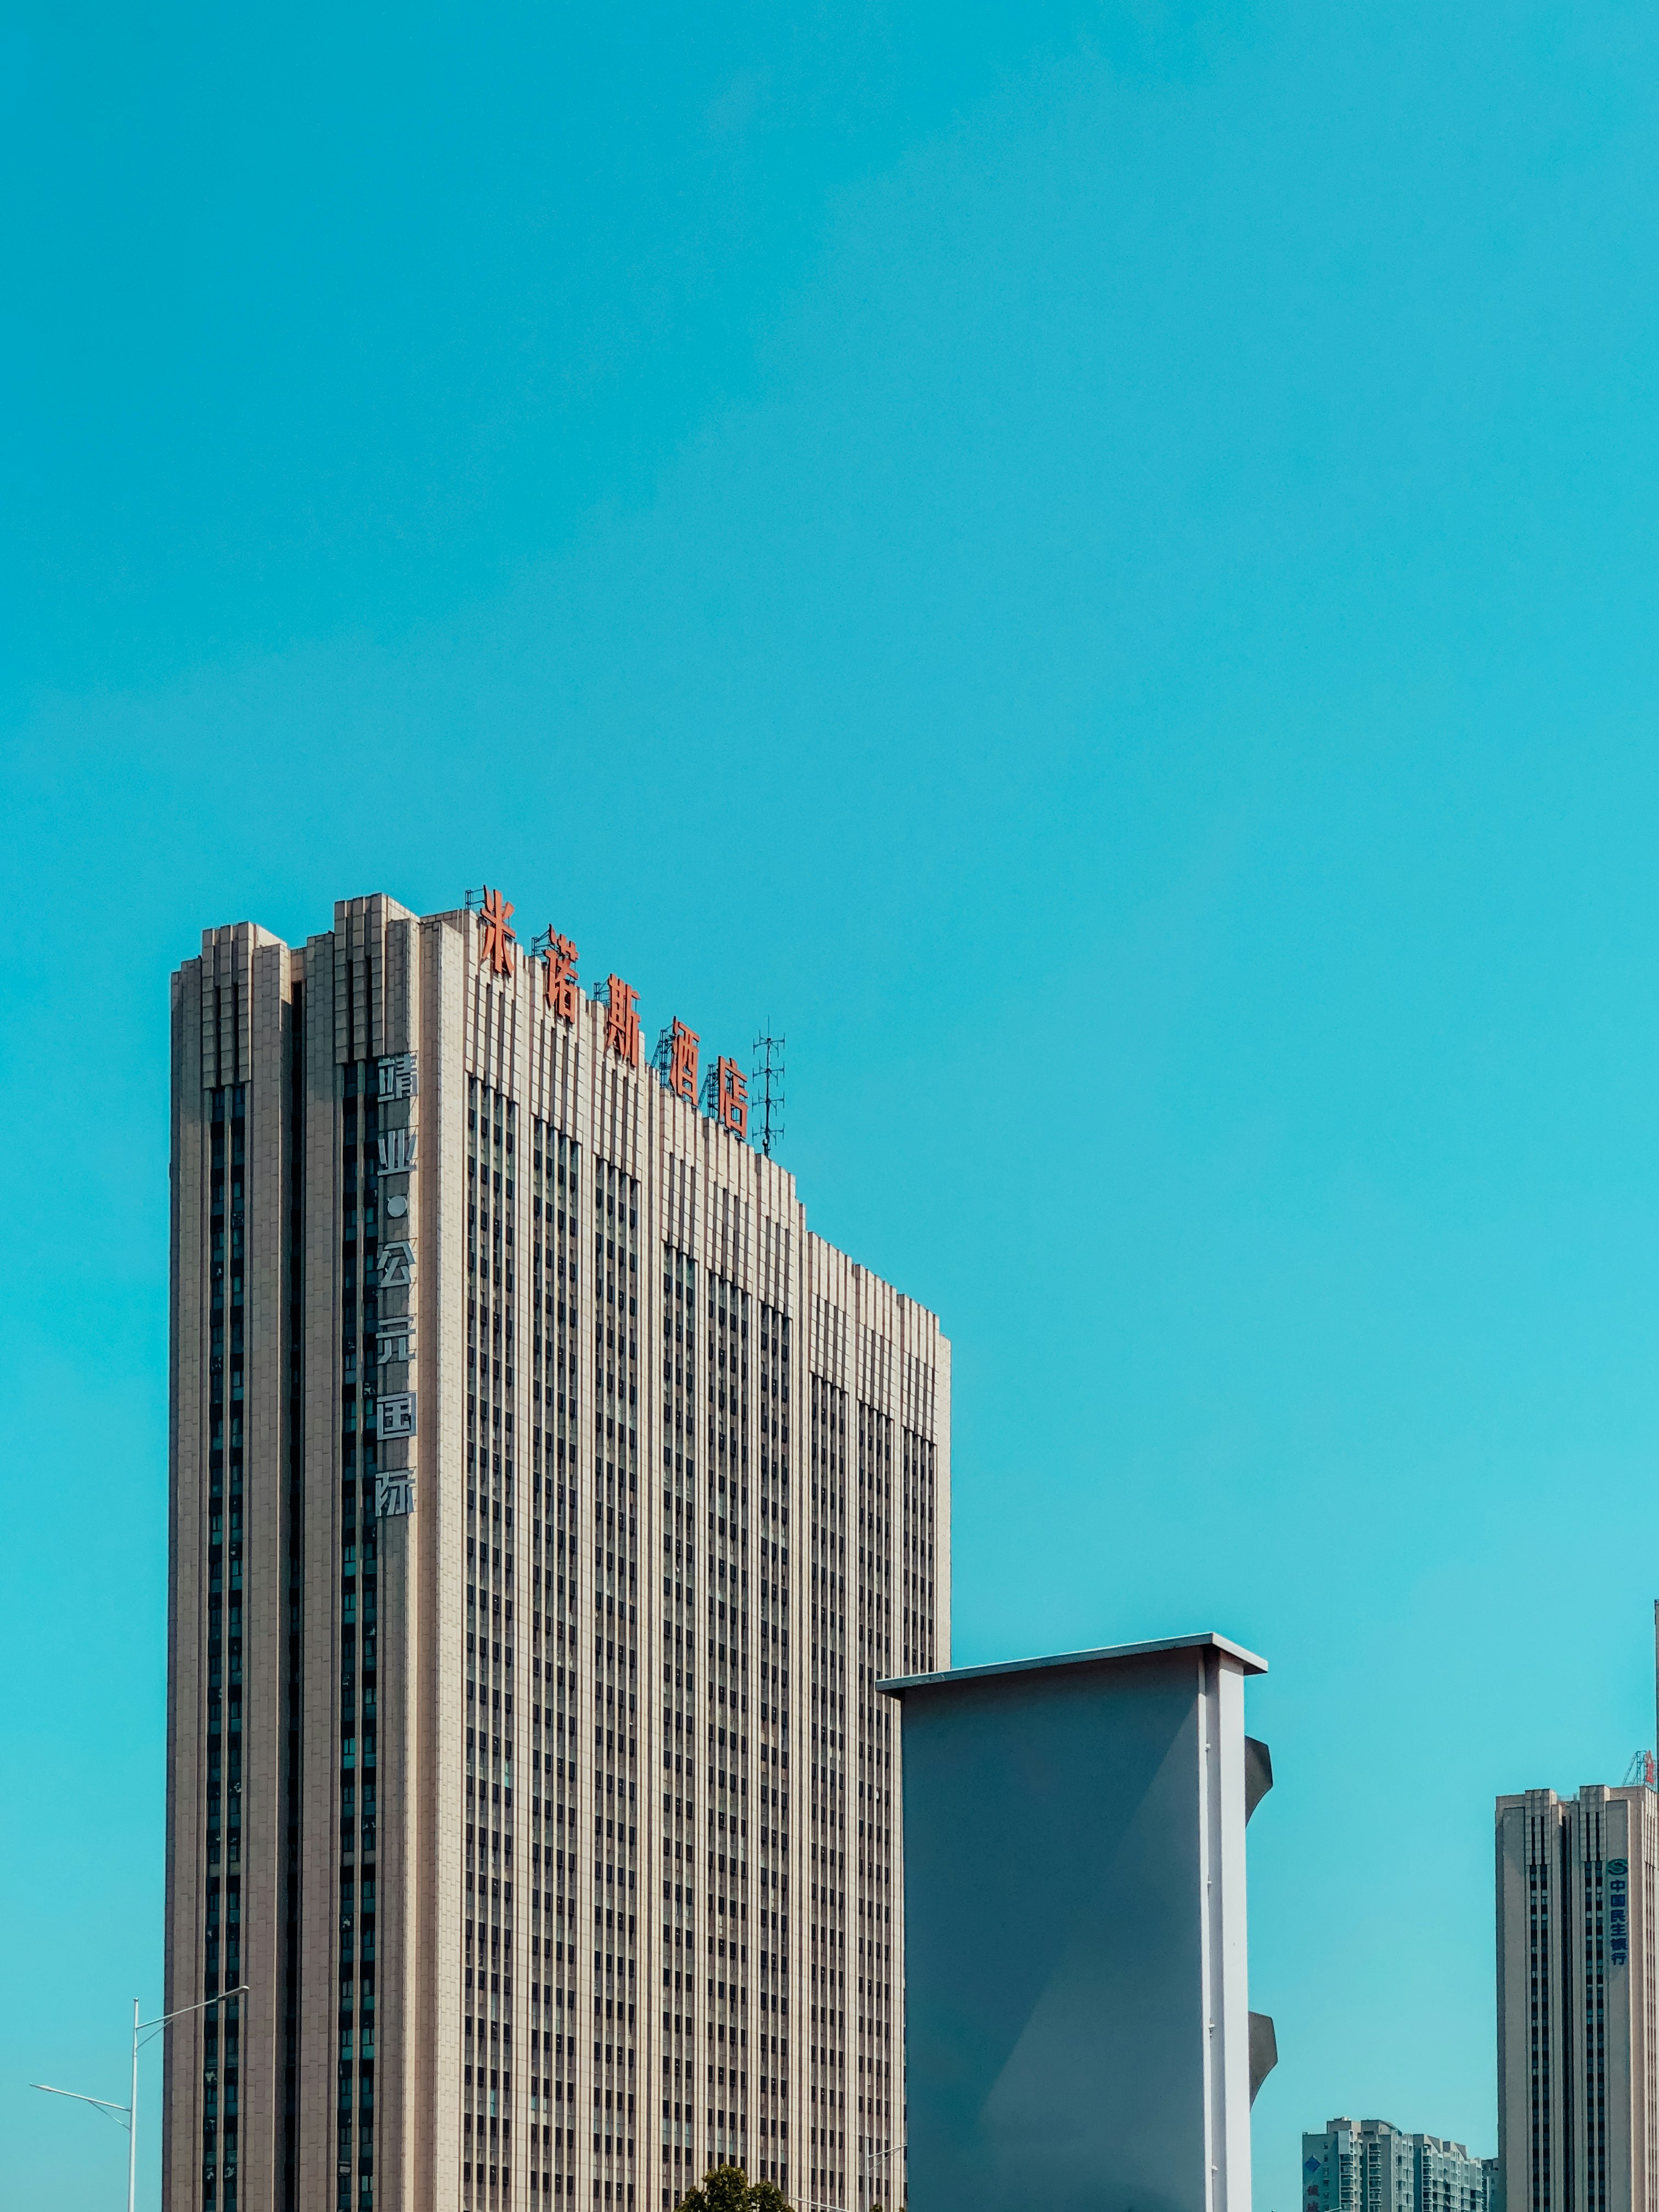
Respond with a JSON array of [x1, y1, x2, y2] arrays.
[[879, 1629, 1267, 1697]]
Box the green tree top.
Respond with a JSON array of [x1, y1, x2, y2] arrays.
[[679, 2164, 794, 2212]]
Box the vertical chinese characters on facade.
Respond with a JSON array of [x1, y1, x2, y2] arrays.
[[379, 1053, 416, 1104], [375, 1053, 419, 1520]]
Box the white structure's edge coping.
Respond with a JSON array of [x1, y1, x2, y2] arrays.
[[877, 1629, 1268, 1697]]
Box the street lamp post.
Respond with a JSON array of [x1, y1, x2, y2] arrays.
[[33, 1984, 249, 2212], [865, 2140, 906, 2211]]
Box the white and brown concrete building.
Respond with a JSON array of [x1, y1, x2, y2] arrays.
[[163, 891, 950, 2212], [1496, 1784, 1659, 2212]]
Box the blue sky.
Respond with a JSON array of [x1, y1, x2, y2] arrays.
[[6, 1, 1659, 2204]]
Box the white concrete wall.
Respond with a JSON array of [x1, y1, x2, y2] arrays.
[[890, 1638, 1263, 2212]]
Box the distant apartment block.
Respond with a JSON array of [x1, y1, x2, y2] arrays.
[[1303, 2118, 1496, 2212], [1415, 2134, 1499, 2212], [1496, 1784, 1659, 2212]]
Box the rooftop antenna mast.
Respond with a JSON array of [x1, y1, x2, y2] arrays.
[[752, 1023, 786, 1159], [1620, 1605, 1659, 1787]]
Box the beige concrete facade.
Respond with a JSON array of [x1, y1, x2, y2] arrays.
[[1496, 1785, 1659, 2212], [165, 895, 950, 2212]]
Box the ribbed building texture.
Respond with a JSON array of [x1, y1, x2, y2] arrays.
[[1496, 1784, 1659, 2212], [163, 893, 950, 2212], [1302, 2118, 1496, 2212]]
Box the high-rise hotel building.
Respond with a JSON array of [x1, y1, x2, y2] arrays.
[[163, 892, 950, 2212], [1496, 1784, 1659, 2212]]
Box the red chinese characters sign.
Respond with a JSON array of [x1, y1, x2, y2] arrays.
[[478, 887, 517, 977], [605, 976, 641, 1068], [667, 1019, 699, 1103], [543, 933, 579, 1023], [471, 885, 757, 1142], [713, 1056, 748, 1138]]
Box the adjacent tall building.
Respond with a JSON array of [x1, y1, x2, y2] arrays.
[[1302, 2118, 1496, 2212], [163, 892, 950, 2212], [1496, 1784, 1659, 2212]]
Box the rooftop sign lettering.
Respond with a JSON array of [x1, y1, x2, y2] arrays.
[[478, 885, 517, 977], [474, 884, 764, 1149]]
